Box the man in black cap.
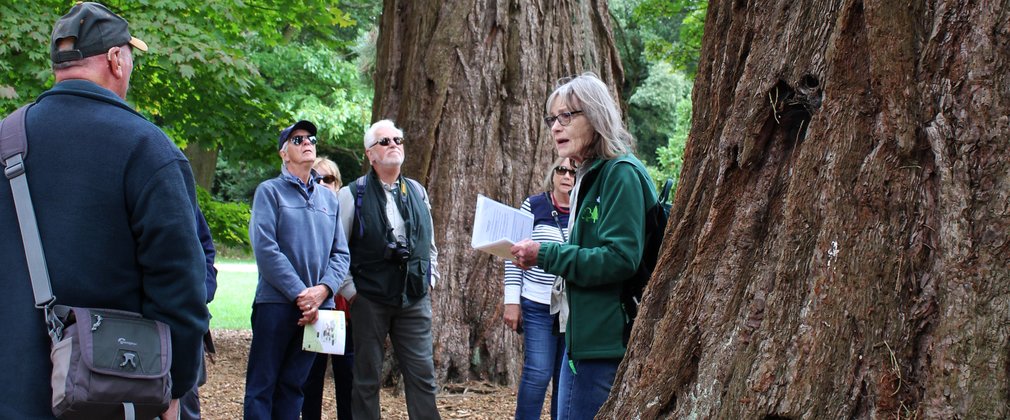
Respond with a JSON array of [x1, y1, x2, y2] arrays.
[[0, 2, 209, 419], [244, 120, 351, 419]]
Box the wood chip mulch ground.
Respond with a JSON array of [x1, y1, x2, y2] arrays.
[[201, 329, 541, 419]]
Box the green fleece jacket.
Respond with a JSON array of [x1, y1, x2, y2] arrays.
[[537, 154, 657, 360]]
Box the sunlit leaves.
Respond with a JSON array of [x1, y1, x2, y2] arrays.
[[632, 0, 707, 76], [609, 0, 703, 191], [630, 61, 693, 187], [1, 0, 378, 168]]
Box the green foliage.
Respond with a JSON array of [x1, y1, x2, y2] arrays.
[[631, 0, 708, 77], [197, 186, 251, 250], [611, 0, 703, 196], [212, 157, 276, 203], [253, 41, 373, 151], [653, 132, 688, 196], [0, 0, 377, 169], [0, 3, 60, 107], [630, 61, 692, 175]]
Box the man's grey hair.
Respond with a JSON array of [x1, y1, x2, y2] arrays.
[[51, 43, 132, 71], [364, 119, 404, 149], [545, 72, 634, 160]]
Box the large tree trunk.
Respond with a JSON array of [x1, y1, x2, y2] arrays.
[[603, 0, 1009, 418], [372, 0, 623, 384]]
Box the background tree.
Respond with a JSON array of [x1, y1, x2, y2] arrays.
[[630, 61, 693, 190], [602, 0, 1010, 418], [371, 0, 623, 384], [610, 0, 705, 185], [0, 1, 374, 191]]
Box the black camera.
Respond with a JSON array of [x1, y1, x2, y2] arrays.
[[383, 242, 410, 264]]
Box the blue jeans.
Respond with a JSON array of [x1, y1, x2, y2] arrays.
[[243, 303, 317, 420], [556, 353, 620, 420], [515, 298, 565, 420], [302, 323, 354, 420]]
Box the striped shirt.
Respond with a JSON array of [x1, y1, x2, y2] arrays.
[[504, 193, 569, 305]]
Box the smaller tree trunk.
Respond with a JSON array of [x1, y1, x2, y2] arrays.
[[183, 144, 218, 192]]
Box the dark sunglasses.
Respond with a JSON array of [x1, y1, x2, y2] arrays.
[[543, 110, 583, 127], [290, 135, 317, 146], [374, 136, 404, 147], [554, 166, 576, 176], [316, 175, 337, 185]]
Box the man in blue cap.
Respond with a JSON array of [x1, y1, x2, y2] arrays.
[[0, 2, 208, 418], [244, 120, 351, 420]]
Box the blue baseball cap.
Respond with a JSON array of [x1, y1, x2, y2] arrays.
[[278, 120, 317, 150]]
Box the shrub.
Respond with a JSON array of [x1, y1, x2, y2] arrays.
[[197, 186, 251, 252]]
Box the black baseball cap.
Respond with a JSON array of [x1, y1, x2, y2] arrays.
[[51, 2, 148, 64]]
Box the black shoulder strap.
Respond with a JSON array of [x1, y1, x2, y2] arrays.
[[353, 175, 367, 240], [1, 105, 64, 342], [658, 179, 673, 204]]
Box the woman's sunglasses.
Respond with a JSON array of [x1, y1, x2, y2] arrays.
[[554, 166, 576, 176], [316, 175, 337, 185]]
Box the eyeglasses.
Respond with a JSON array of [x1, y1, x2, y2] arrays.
[[290, 135, 317, 146], [373, 136, 404, 147], [543, 110, 583, 127], [554, 166, 576, 176], [316, 175, 337, 185]]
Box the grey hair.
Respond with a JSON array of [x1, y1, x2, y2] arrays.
[[541, 156, 569, 192], [52, 58, 87, 71], [545, 72, 634, 160], [52, 43, 131, 71], [364, 119, 404, 149]]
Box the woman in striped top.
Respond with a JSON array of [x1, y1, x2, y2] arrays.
[[504, 157, 575, 420]]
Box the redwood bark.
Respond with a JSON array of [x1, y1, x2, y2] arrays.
[[603, 0, 1009, 418], [372, 0, 623, 384]]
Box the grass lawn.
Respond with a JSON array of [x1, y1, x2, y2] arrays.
[[208, 262, 257, 330]]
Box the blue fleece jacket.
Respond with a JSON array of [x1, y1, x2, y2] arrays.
[[249, 165, 350, 307]]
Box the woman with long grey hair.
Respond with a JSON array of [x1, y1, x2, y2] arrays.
[[511, 72, 658, 419]]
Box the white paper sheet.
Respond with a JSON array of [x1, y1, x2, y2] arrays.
[[471, 195, 533, 259]]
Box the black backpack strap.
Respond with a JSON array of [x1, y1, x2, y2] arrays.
[[659, 179, 673, 204], [353, 176, 367, 240]]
